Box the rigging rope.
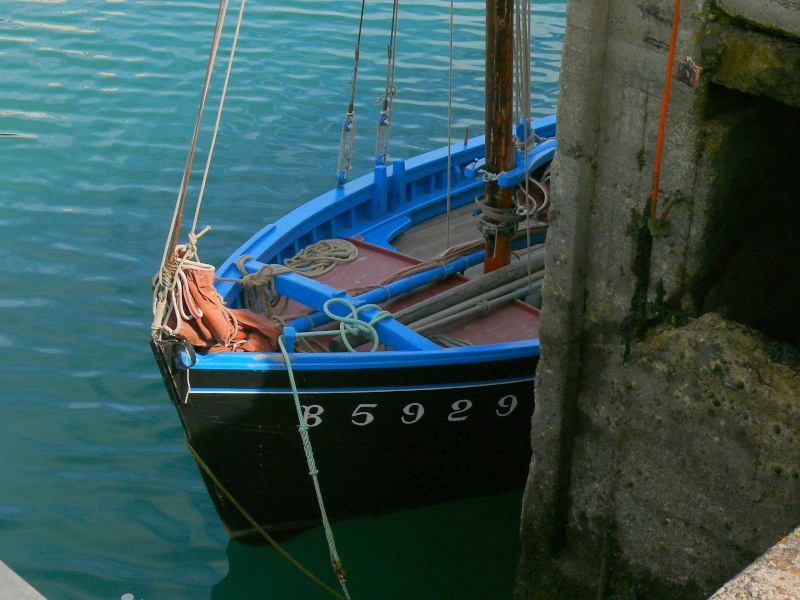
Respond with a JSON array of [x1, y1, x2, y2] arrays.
[[158, 0, 229, 282], [337, 0, 368, 185], [374, 0, 400, 166], [154, 0, 247, 335], [513, 0, 536, 281], [190, 0, 249, 237], [445, 0, 455, 249]]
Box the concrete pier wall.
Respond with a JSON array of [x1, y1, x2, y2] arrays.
[[515, 1, 800, 598], [0, 559, 46, 599], [709, 525, 800, 599]]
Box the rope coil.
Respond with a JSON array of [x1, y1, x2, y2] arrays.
[[152, 235, 236, 345], [474, 193, 527, 225], [221, 239, 359, 316]]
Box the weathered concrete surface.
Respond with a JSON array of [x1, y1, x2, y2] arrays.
[[0, 560, 46, 600], [515, 0, 800, 598], [716, 0, 800, 40], [702, 24, 800, 109], [710, 525, 800, 599]]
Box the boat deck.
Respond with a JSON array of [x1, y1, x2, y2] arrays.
[[279, 233, 540, 348], [392, 200, 546, 291], [392, 202, 479, 261]]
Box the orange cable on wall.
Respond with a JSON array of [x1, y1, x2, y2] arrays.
[[650, 0, 681, 222]]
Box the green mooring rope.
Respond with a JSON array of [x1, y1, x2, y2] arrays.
[[279, 335, 350, 599], [184, 439, 347, 600], [276, 297, 393, 600]]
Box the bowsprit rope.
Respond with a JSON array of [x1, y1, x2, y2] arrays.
[[184, 439, 349, 600], [337, 0, 368, 185], [159, 0, 229, 280], [189, 0, 249, 238], [374, 0, 400, 166]]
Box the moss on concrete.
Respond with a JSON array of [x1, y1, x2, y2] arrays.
[[527, 314, 800, 599], [692, 88, 800, 344], [517, 2, 800, 598]]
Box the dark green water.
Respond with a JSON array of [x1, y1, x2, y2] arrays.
[[0, 1, 563, 598]]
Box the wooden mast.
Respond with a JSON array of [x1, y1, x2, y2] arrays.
[[484, 0, 515, 273]]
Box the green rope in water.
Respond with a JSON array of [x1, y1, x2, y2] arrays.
[[275, 297, 394, 600], [278, 335, 351, 600], [184, 439, 347, 600]]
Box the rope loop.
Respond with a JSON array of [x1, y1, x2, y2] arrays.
[[474, 193, 527, 225], [480, 169, 501, 182], [323, 298, 392, 352], [374, 85, 397, 107], [514, 165, 551, 225]]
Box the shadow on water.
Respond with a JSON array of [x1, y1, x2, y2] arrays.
[[212, 491, 524, 599]]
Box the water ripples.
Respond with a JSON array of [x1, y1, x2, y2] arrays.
[[0, 1, 564, 598]]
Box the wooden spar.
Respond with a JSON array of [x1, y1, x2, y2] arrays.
[[483, 0, 516, 273], [412, 276, 543, 334], [409, 271, 544, 331], [328, 248, 545, 351], [393, 247, 544, 325]]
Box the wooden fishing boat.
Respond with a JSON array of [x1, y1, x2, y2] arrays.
[[150, 0, 556, 546]]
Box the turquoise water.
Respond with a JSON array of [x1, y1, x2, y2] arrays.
[[0, 1, 563, 598]]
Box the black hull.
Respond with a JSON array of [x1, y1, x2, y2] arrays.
[[152, 340, 536, 543]]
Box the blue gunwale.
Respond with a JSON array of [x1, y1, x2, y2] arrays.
[[214, 134, 489, 302], [189, 374, 537, 395], [197, 115, 555, 373], [192, 338, 540, 371]]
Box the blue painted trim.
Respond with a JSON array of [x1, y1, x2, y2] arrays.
[[190, 375, 536, 395], [192, 338, 539, 371], [464, 137, 557, 186], [359, 215, 411, 249], [212, 114, 557, 304], [213, 133, 492, 304], [275, 272, 440, 351]]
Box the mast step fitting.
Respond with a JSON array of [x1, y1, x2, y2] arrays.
[[465, 138, 557, 187], [473, 193, 523, 238]]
